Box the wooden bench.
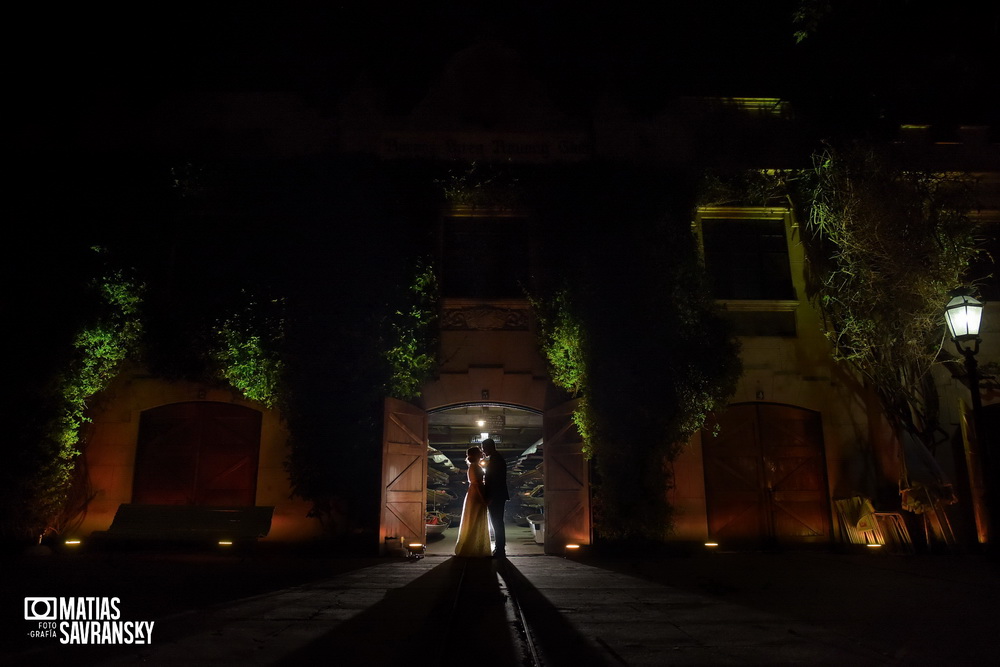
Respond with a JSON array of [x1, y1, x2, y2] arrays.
[[93, 504, 274, 545]]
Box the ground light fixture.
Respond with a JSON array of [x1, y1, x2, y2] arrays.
[[406, 543, 426, 559]]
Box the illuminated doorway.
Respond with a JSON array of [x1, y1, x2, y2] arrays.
[[423, 402, 545, 555]]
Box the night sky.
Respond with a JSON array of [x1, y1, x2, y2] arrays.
[[14, 2, 999, 150]]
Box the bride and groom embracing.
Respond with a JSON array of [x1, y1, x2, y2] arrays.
[[454, 438, 509, 558]]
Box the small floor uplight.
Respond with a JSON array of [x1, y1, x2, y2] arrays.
[[64, 539, 82, 547], [218, 540, 234, 547], [866, 543, 883, 549], [704, 542, 719, 549], [406, 543, 425, 559]]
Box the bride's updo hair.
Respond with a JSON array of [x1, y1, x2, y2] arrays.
[[465, 446, 482, 466]]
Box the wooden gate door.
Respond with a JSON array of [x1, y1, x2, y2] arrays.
[[702, 405, 763, 542], [543, 398, 591, 553], [133, 402, 261, 506], [759, 404, 831, 543], [379, 398, 428, 553], [703, 403, 830, 545]]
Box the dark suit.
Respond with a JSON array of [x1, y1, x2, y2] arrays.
[[484, 452, 509, 553]]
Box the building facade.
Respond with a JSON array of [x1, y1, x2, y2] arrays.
[[73, 43, 999, 552]]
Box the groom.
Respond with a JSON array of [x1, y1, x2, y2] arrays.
[[481, 438, 509, 558]]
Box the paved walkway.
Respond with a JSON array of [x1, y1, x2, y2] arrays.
[[5, 550, 998, 666]]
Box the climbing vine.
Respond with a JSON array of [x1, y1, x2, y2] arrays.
[[15, 248, 144, 543], [382, 260, 439, 400], [530, 164, 742, 543], [436, 162, 521, 209], [211, 291, 286, 408]]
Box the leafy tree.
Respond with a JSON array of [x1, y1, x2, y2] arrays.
[[381, 261, 439, 400], [3, 248, 143, 544], [260, 160, 441, 543], [210, 290, 286, 409], [531, 164, 742, 542], [799, 143, 983, 507], [280, 254, 438, 541]]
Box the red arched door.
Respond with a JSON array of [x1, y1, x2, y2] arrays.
[[133, 402, 262, 506], [702, 403, 831, 546]]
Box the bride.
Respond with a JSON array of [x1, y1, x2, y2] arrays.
[[454, 446, 491, 557]]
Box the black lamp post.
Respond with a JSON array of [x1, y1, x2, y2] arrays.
[[944, 294, 993, 546]]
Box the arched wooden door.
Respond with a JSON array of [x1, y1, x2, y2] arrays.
[[133, 401, 262, 506], [543, 398, 591, 553], [702, 403, 831, 546], [379, 398, 428, 553]]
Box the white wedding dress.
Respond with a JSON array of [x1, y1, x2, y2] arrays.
[[454, 464, 491, 557]]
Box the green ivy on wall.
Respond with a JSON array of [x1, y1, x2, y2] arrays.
[[211, 291, 286, 409], [34, 248, 144, 542], [382, 261, 439, 400], [529, 164, 743, 544]]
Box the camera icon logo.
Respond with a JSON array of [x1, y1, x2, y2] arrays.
[[24, 597, 58, 621]]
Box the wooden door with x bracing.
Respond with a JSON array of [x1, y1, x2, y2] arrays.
[[702, 403, 831, 546], [133, 401, 261, 506], [543, 398, 592, 553], [379, 398, 428, 554]]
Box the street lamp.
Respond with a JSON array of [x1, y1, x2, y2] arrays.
[[945, 294, 985, 432], [944, 294, 993, 545], [945, 294, 984, 353]]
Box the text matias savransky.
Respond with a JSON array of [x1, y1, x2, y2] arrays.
[[24, 596, 155, 645]]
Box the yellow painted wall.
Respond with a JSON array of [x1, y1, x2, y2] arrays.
[[78, 368, 322, 542], [420, 298, 554, 411]]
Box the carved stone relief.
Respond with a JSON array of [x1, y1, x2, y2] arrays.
[[441, 304, 530, 330]]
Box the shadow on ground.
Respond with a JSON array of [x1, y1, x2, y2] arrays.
[[497, 558, 614, 667], [275, 557, 520, 667]]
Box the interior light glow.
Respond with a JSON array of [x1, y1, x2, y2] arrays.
[[944, 294, 983, 341], [705, 542, 719, 548], [218, 540, 234, 546], [866, 543, 883, 548], [65, 539, 82, 546]]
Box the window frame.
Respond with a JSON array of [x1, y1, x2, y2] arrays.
[[438, 204, 534, 301], [694, 206, 800, 335]]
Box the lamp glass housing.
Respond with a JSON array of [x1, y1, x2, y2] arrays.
[[944, 295, 983, 341]]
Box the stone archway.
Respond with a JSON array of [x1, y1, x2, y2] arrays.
[[419, 401, 551, 554]]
